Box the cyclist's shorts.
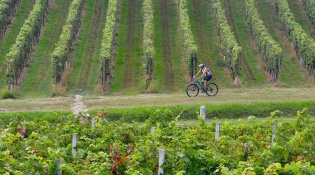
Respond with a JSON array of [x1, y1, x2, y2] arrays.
[[204, 74, 212, 82]]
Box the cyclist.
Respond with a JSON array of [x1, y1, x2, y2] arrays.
[[193, 63, 212, 92]]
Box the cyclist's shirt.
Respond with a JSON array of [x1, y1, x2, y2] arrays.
[[200, 67, 212, 76]]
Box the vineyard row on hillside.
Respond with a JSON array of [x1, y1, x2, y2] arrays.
[[242, 0, 282, 82], [5, 0, 49, 87], [211, 0, 242, 79], [272, 0, 315, 75], [51, 0, 85, 83], [0, 0, 20, 39], [2, 0, 315, 94], [99, 0, 119, 92]]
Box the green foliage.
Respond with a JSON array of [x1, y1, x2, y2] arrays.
[[242, 0, 282, 81], [211, 0, 242, 79], [142, 0, 155, 89], [51, 0, 85, 83], [1, 89, 17, 99], [1, 109, 315, 173], [99, 0, 118, 85], [272, 0, 315, 74], [0, 0, 20, 38], [178, 0, 198, 77], [4, 0, 49, 85], [304, 0, 315, 24]]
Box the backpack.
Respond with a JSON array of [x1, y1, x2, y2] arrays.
[[205, 67, 212, 76]]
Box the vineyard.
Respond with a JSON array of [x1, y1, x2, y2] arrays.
[[0, 0, 314, 97], [0, 108, 314, 174]]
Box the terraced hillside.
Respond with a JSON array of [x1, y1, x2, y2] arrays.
[[1, 0, 315, 97]]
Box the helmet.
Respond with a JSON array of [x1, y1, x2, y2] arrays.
[[199, 63, 204, 67]]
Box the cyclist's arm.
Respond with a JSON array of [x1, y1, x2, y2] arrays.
[[193, 71, 200, 78]]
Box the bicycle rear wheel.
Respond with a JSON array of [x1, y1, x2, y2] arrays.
[[206, 83, 218, 96], [186, 84, 199, 97]]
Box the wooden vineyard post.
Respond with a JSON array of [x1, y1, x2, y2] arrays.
[[191, 53, 197, 79], [54, 60, 57, 84], [200, 106, 206, 120], [215, 122, 220, 140], [102, 59, 106, 93], [158, 149, 166, 175]]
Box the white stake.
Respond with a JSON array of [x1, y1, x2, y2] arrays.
[[271, 121, 277, 146], [56, 158, 63, 175], [158, 149, 166, 175], [72, 133, 78, 156], [92, 118, 95, 128], [215, 122, 220, 140], [200, 106, 206, 120]]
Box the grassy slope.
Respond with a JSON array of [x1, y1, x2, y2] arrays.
[[66, 0, 107, 94], [112, 0, 143, 94], [19, 0, 71, 97], [0, 0, 36, 90], [223, 0, 269, 87], [153, 0, 184, 92], [2, 0, 315, 97], [187, 0, 234, 88], [255, 0, 311, 87]]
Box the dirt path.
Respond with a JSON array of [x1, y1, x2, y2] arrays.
[[1, 87, 315, 112], [72, 94, 88, 117]]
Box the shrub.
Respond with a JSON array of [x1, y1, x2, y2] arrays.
[[1, 89, 17, 99]]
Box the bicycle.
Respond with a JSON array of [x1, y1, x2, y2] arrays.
[[186, 78, 218, 97]]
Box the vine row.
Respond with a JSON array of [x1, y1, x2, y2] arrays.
[[0, 0, 20, 39], [51, 0, 85, 83], [178, 0, 198, 78], [142, 0, 155, 89], [5, 0, 49, 86], [242, 0, 283, 81], [211, 0, 242, 79], [303, 0, 315, 24], [272, 0, 315, 75], [99, 0, 119, 91]]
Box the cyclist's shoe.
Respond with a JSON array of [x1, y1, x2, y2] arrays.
[[202, 89, 206, 93]]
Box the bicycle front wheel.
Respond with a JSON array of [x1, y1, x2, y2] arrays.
[[186, 84, 199, 97], [206, 83, 218, 96]]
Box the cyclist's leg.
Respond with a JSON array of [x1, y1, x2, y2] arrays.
[[204, 75, 212, 88]]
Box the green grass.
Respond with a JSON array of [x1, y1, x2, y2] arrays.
[[66, 0, 106, 94], [85, 0, 109, 94], [0, 0, 36, 90], [153, 0, 184, 92], [1, 100, 314, 123], [112, 0, 144, 94]]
